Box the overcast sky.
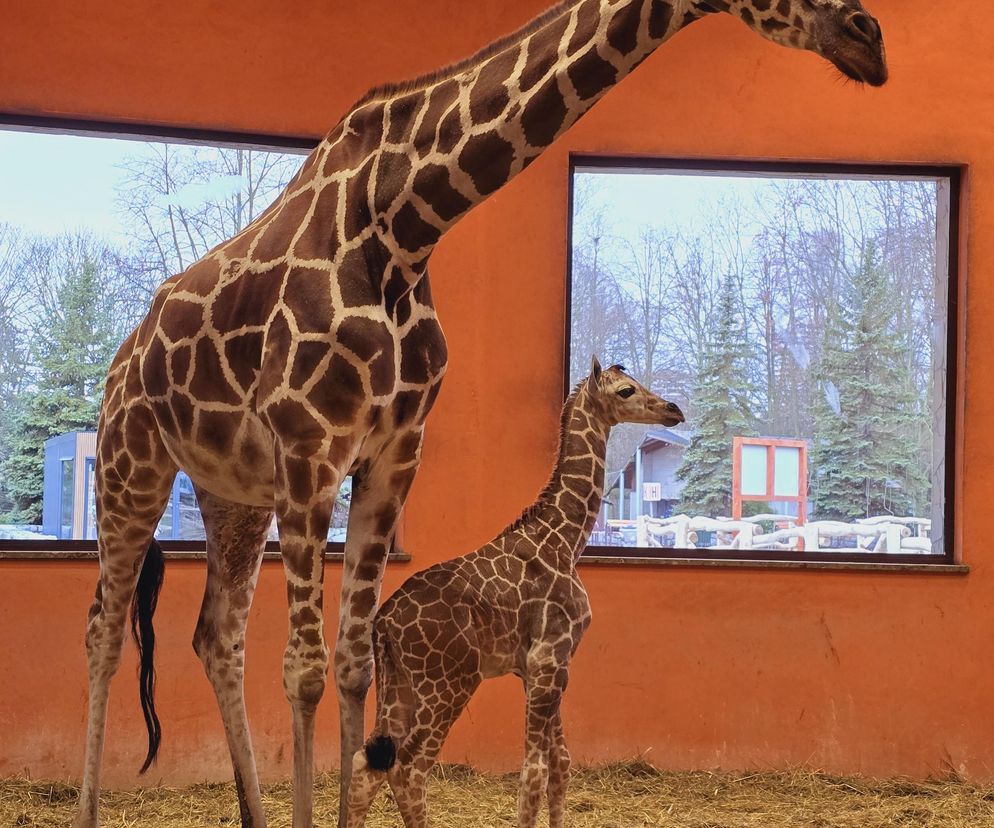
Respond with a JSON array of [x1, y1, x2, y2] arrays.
[[0, 127, 937, 256], [0, 129, 306, 246], [574, 168, 770, 243], [0, 129, 766, 245], [0, 130, 148, 242]]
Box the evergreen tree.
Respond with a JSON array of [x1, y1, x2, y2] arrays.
[[676, 273, 758, 517], [0, 394, 23, 516], [1, 246, 118, 523], [811, 243, 926, 521]]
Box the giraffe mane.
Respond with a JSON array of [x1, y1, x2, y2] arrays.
[[350, 0, 578, 110], [502, 377, 589, 534]]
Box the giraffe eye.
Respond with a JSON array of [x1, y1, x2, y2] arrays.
[[618, 387, 636, 399]]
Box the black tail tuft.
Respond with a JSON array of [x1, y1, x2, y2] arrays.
[[364, 735, 397, 772], [131, 539, 165, 775]]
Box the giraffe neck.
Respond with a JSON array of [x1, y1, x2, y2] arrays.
[[324, 0, 703, 288], [511, 381, 612, 566]]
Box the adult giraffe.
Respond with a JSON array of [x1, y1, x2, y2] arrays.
[[72, 1, 887, 827]]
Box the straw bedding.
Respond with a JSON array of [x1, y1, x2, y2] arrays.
[[3, 762, 993, 827]]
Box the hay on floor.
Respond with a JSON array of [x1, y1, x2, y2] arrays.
[[3, 763, 994, 827]]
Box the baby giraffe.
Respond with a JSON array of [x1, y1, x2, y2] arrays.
[[346, 357, 684, 828]]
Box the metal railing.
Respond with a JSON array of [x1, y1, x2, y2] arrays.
[[631, 514, 932, 554]]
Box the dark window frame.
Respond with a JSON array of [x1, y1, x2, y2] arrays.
[[565, 153, 962, 567], [0, 116, 353, 558]]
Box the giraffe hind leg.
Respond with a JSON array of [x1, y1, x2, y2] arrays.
[[345, 747, 391, 828], [387, 674, 480, 828], [193, 487, 273, 828], [346, 626, 414, 828], [386, 605, 482, 828], [73, 403, 178, 828]]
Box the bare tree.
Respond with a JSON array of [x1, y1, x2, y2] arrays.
[[115, 143, 303, 302], [569, 178, 629, 384], [610, 226, 679, 387]]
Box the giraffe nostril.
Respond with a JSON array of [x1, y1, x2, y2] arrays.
[[845, 12, 877, 44]]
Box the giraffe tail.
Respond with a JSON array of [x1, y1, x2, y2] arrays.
[[364, 735, 397, 772], [130, 538, 166, 775], [364, 619, 398, 772]]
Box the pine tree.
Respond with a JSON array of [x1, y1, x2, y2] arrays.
[[811, 243, 926, 521], [676, 274, 758, 518], [0, 224, 30, 516], [1, 249, 118, 524]]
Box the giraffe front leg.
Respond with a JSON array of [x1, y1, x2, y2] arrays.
[[193, 488, 273, 828], [335, 428, 424, 828], [518, 645, 570, 828], [275, 442, 345, 828], [546, 710, 571, 828]]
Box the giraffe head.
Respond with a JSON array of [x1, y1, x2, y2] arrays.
[[588, 357, 685, 428], [697, 0, 888, 87]]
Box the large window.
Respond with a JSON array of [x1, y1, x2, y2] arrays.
[[0, 125, 352, 548], [568, 158, 957, 563]]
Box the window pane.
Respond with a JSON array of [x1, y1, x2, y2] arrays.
[[60, 459, 74, 539], [330, 476, 352, 542], [773, 447, 801, 498], [177, 473, 205, 540], [571, 167, 949, 556], [85, 459, 96, 540], [741, 445, 768, 497], [0, 129, 352, 545], [155, 481, 175, 541]]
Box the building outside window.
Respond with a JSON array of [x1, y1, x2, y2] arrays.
[[0, 128, 351, 545], [569, 159, 956, 561]]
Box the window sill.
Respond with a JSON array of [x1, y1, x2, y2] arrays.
[[0, 547, 963, 574], [578, 554, 968, 574], [0, 544, 411, 564]]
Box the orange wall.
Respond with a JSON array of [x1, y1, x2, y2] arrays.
[[2, 0, 993, 787]]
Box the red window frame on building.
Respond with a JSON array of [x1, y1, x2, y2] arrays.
[[731, 437, 809, 525]]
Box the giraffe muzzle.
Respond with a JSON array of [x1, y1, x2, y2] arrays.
[[660, 402, 685, 426]]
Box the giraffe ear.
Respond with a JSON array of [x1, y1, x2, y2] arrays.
[[591, 355, 602, 382]]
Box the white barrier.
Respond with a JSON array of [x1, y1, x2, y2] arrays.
[[635, 514, 932, 554]]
